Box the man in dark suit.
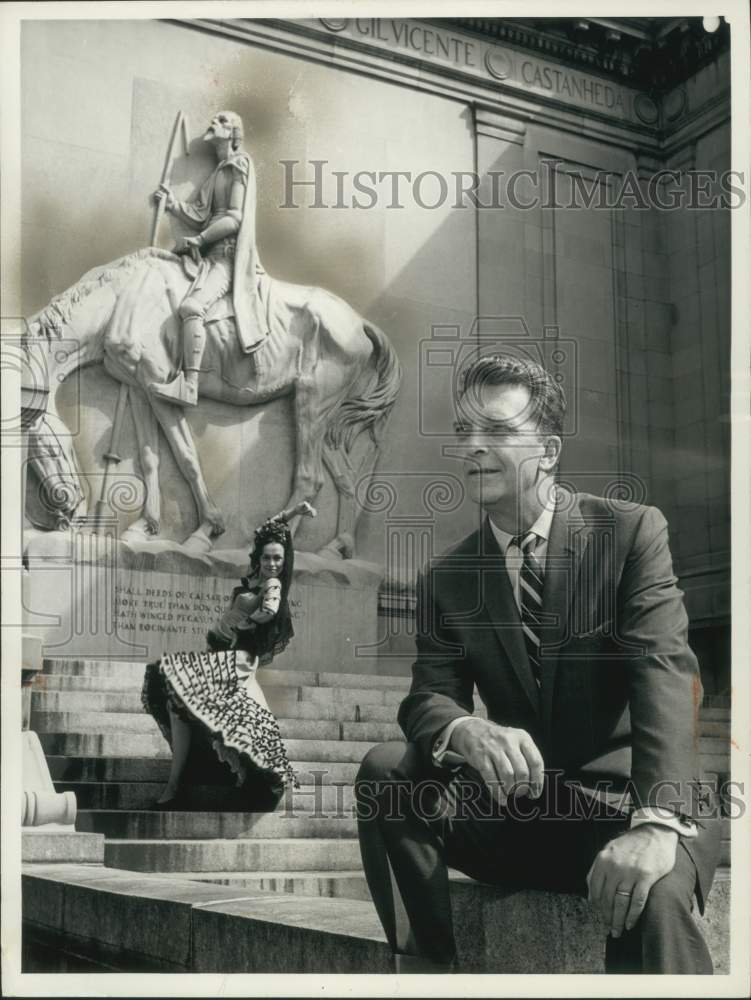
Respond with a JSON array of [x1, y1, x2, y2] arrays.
[[356, 354, 720, 973]]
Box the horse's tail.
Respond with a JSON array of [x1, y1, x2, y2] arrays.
[[325, 322, 402, 454]]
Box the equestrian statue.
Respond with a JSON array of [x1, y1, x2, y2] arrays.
[[22, 111, 402, 558]]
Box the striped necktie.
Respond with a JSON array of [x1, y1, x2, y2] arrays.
[[516, 531, 544, 686]]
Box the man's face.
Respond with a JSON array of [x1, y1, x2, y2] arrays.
[[456, 381, 552, 517], [204, 112, 235, 144]]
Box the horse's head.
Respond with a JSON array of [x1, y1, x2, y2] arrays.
[[25, 412, 86, 531]]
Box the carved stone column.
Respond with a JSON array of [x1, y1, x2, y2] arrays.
[[20, 366, 103, 862], [22, 634, 77, 830]]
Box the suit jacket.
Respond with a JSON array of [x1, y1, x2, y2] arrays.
[[398, 490, 720, 907]]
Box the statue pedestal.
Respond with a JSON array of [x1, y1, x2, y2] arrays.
[[21, 635, 105, 863], [22, 530, 397, 674]]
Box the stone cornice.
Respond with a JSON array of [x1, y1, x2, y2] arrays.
[[180, 17, 659, 150], [442, 17, 731, 94], [174, 17, 728, 160]]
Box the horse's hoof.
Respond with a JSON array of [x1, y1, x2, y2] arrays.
[[316, 533, 354, 561], [182, 525, 214, 555], [335, 532, 355, 560], [122, 518, 160, 544]]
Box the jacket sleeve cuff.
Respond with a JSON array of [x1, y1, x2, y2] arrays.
[[432, 716, 479, 768], [630, 806, 698, 839]]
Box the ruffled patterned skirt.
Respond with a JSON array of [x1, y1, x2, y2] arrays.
[[141, 648, 298, 800]]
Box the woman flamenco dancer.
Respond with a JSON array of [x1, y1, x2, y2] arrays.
[[141, 501, 315, 810]]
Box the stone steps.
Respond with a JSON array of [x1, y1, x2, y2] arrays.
[[32, 685, 407, 710], [699, 705, 731, 719], [26, 655, 731, 974], [698, 720, 730, 738], [76, 809, 357, 840], [57, 780, 356, 812], [31, 695, 408, 725], [79, 808, 732, 861], [31, 709, 403, 743], [47, 754, 360, 785], [40, 732, 379, 762], [34, 689, 730, 732], [41, 659, 411, 690], [184, 869, 373, 900], [103, 837, 364, 873], [31, 706, 730, 759]]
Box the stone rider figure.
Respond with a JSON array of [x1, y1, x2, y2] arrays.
[[151, 110, 268, 407]]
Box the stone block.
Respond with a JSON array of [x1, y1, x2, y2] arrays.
[[104, 837, 364, 872], [192, 894, 391, 973], [22, 830, 104, 864], [22, 867, 66, 929], [315, 671, 409, 690], [340, 721, 402, 742], [524, 225, 542, 254], [28, 557, 385, 670], [32, 690, 142, 714], [276, 739, 376, 763], [696, 871, 731, 973], [40, 730, 375, 764], [47, 755, 171, 782], [22, 861, 730, 973], [59, 877, 193, 969], [301, 685, 405, 705], [451, 879, 606, 972], [32, 710, 157, 735], [40, 732, 170, 758], [643, 274, 668, 303], [75, 809, 358, 840], [42, 658, 145, 678], [56, 779, 353, 813], [39, 687, 402, 732], [625, 240, 643, 275], [23, 866, 276, 970], [191, 870, 371, 901], [36, 674, 143, 693]]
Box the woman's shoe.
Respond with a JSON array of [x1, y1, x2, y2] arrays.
[[148, 790, 188, 810]]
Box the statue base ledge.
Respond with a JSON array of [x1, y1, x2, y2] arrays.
[[23, 529, 384, 588]]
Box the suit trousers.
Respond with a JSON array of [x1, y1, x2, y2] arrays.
[[356, 741, 713, 974]]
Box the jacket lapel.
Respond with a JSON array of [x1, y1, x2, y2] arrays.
[[539, 490, 590, 732], [480, 518, 541, 716]]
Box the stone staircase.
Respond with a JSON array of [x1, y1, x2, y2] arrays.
[[23, 657, 731, 973]]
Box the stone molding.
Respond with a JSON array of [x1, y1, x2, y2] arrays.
[[186, 18, 657, 147], [181, 17, 728, 162], [442, 17, 730, 94]]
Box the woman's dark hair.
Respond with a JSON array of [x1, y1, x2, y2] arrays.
[[241, 517, 295, 659], [249, 518, 294, 587]]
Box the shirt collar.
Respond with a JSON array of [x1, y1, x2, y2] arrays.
[[488, 492, 557, 554]]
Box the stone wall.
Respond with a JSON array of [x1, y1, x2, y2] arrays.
[[17, 18, 731, 681], [20, 18, 477, 562]]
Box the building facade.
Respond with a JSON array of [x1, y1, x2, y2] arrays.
[[18, 15, 731, 687]]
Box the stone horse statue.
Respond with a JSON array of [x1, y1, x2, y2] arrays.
[[23, 247, 402, 557]]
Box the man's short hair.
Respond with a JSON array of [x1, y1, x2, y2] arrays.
[[458, 354, 567, 437]]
